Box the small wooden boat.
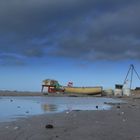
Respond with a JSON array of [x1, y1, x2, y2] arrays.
[[64, 86, 102, 95]]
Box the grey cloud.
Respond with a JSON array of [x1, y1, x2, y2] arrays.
[[0, 0, 140, 64], [0, 53, 26, 66], [23, 48, 45, 57], [50, 1, 140, 61]]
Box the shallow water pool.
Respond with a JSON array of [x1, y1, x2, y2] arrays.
[[0, 96, 122, 122]]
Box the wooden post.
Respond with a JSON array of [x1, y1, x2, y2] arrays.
[[41, 85, 44, 92]]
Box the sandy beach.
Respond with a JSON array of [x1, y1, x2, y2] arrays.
[[0, 92, 140, 140]]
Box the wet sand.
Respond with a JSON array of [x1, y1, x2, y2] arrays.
[[0, 92, 140, 140]]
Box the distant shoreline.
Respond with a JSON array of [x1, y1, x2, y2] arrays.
[[0, 90, 101, 97], [0, 90, 42, 96], [0, 90, 140, 98]]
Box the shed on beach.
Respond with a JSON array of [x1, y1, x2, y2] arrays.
[[42, 79, 58, 86], [114, 84, 123, 96], [41, 79, 64, 93]]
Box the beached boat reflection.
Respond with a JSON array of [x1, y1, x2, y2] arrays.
[[0, 96, 123, 122], [41, 104, 57, 112]]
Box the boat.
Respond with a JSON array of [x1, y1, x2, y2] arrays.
[[41, 79, 102, 95], [64, 86, 103, 95]]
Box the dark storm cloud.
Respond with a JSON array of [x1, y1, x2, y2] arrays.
[[0, 0, 140, 65], [51, 1, 140, 61]]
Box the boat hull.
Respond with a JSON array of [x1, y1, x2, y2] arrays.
[[64, 86, 102, 95]]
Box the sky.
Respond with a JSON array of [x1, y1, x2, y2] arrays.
[[0, 0, 140, 91]]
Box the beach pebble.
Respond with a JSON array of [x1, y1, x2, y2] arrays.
[[117, 105, 120, 109], [14, 126, 19, 130], [10, 99, 13, 102], [131, 104, 136, 106], [66, 111, 69, 114], [25, 111, 29, 114], [96, 106, 98, 109], [5, 126, 9, 129], [122, 119, 126, 122], [45, 124, 54, 129], [121, 112, 124, 115]]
